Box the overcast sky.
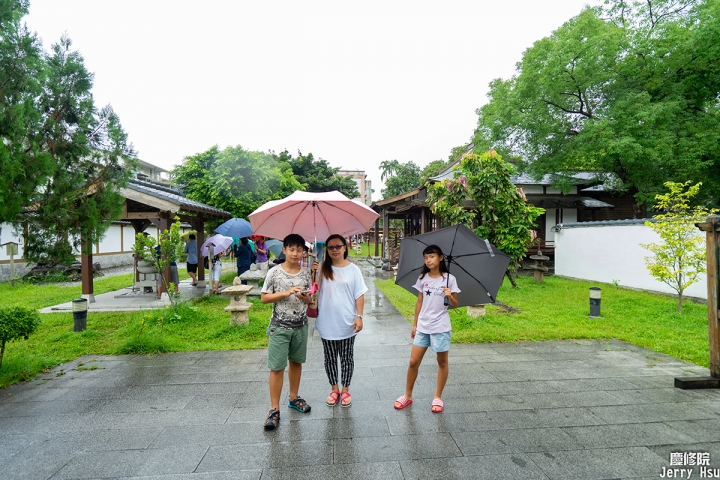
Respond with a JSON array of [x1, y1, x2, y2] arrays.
[[25, 0, 599, 200]]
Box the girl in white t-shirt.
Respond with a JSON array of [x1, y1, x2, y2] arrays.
[[314, 234, 368, 408], [394, 244, 460, 413]]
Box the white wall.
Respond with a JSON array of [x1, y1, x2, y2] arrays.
[[554, 223, 708, 300]]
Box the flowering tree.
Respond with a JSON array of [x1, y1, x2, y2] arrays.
[[427, 150, 544, 287], [641, 182, 718, 313]]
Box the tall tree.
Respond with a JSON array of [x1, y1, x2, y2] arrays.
[[475, 0, 720, 214], [0, 0, 54, 223], [283, 150, 359, 198], [427, 151, 544, 287], [171, 145, 303, 219], [21, 36, 136, 264], [380, 160, 422, 199]]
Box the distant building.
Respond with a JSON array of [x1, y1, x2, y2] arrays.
[[135, 159, 169, 183], [337, 170, 372, 206]]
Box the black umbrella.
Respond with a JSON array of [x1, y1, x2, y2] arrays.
[[395, 224, 511, 307]]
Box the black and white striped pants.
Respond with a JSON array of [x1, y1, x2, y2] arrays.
[[321, 336, 356, 387]]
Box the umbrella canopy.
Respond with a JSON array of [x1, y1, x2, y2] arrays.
[[180, 230, 197, 242], [215, 218, 253, 238], [248, 190, 379, 241], [265, 239, 284, 257], [395, 224, 511, 307], [200, 234, 233, 257]]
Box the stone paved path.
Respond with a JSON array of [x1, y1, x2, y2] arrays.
[[1, 261, 719, 479]]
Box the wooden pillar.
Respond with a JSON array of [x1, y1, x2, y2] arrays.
[[81, 238, 95, 303], [676, 216, 720, 389], [383, 212, 389, 259], [374, 217, 380, 257], [196, 215, 207, 287], [421, 207, 427, 234]]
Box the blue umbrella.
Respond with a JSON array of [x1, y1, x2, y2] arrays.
[[215, 218, 253, 238], [265, 239, 284, 257]]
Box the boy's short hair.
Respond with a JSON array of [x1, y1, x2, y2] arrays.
[[189, 234, 196, 240], [283, 233, 305, 249]]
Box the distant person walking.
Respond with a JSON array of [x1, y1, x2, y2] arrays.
[[314, 234, 367, 408], [255, 236, 269, 273], [394, 244, 460, 413], [232, 237, 253, 284], [184, 234, 198, 286], [210, 249, 224, 294]]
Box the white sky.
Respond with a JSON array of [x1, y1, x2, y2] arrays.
[[25, 0, 599, 199]]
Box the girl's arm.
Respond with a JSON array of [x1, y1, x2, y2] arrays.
[[443, 288, 459, 308], [411, 292, 423, 338], [354, 295, 364, 332]]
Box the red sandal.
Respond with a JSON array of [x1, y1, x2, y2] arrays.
[[326, 390, 340, 406]]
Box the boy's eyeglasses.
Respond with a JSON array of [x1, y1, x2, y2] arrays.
[[327, 245, 344, 251]]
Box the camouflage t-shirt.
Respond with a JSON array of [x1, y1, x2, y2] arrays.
[[261, 265, 312, 329]]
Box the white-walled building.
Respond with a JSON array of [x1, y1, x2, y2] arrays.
[[337, 170, 372, 206]]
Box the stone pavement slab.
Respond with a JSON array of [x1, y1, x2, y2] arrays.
[[2, 261, 720, 479]]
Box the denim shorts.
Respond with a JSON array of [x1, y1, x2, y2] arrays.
[[413, 331, 451, 353]]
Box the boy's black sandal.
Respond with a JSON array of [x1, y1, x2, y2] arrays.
[[264, 408, 280, 430], [288, 396, 311, 413]]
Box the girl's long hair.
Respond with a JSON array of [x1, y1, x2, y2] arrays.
[[321, 234, 348, 281], [419, 244, 448, 280]]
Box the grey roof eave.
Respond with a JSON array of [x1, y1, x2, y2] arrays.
[[126, 179, 231, 218]]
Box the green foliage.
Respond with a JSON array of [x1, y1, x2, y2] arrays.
[[420, 160, 451, 183], [641, 181, 718, 313], [376, 274, 710, 367], [380, 159, 423, 199], [280, 150, 360, 199], [133, 217, 183, 307], [0, 0, 55, 223], [171, 145, 303, 220], [0, 305, 41, 368], [18, 35, 136, 264], [427, 151, 544, 275], [475, 0, 720, 211]]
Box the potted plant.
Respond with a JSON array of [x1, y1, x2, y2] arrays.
[[132, 233, 158, 273]]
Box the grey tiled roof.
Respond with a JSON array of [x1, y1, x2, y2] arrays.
[[126, 179, 231, 218], [429, 163, 610, 187]]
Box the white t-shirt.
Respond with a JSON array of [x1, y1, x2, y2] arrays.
[[315, 263, 368, 340], [413, 273, 461, 334]]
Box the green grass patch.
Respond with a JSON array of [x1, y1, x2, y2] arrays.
[[347, 242, 377, 258], [0, 274, 273, 387], [375, 275, 710, 367]]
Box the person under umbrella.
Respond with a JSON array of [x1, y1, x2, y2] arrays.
[[394, 244, 460, 414], [313, 234, 367, 408], [232, 237, 253, 284]]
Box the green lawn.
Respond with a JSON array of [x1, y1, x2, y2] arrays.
[[375, 275, 710, 368], [0, 270, 272, 388], [347, 242, 377, 257], [0, 269, 711, 389]]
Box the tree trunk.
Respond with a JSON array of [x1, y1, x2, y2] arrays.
[[505, 269, 517, 288], [678, 290, 683, 314], [0, 340, 5, 369]]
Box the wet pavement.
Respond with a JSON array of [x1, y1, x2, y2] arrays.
[[3, 260, 720, 479]]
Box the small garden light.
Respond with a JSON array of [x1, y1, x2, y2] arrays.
[[72, 298, 88, 332], [589, 287, 602, 318]]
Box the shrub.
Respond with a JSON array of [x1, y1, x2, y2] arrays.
[[0, 306, 41, 369]]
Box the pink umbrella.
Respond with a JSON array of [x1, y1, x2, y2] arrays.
[[248, 190, 379, 241], [200, 234, 233, 257]]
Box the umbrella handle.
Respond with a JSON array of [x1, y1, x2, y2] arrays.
[[444, 256, 450, 307]]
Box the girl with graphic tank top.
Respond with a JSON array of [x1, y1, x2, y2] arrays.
[[394, 244, 460, 413]]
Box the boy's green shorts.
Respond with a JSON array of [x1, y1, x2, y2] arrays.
[[267, 324, 308, 371]]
